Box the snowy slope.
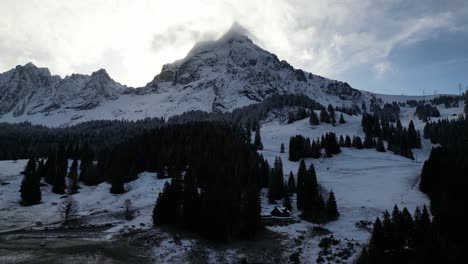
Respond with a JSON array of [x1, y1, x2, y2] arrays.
[[0, 104, 464, 263], [256, 106, 431, 263], [0, 160, 169, 232]]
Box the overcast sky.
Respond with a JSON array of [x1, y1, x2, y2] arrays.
[[1, 0, 467, 95]]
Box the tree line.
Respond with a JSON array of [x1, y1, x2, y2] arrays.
[[415, 104, 440, 122], [264, 157, 339, 224], [0, 94, 323, 160], [288, 132, 341, 161], [361, 113, 421, 159], [102, 122, 264, 242], [357, 205, 437, 264], [360, 115, 468, 263]]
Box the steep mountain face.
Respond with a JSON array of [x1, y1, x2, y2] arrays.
[[0, 25, 364, 126], [0, 63, 130, 116], [145, 25, 362, 112]]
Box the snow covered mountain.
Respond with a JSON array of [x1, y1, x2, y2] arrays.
[[0, 24, 364, 126], [0, 63, 130, 117], [143, 23, 363, 111]]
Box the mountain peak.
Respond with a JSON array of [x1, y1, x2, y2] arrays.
[[24, 62, 37, 68], [13, 62, 52, 77], [185, 23, 253, 58], [218, 22, 251, 43], [91, 68, 109, 77], [15, 62, 37, 71]]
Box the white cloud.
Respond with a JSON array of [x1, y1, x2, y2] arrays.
[[0, 0, 466, 87], [373, 61, 397, 78]]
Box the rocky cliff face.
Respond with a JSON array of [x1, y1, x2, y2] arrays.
[[0, 63, 130, 116]]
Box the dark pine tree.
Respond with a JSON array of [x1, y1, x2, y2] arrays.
[[339, 113, 345, 124], [268, 157, 285, 201], [302, 163, 319, 216], [339, 135, 345, 147], [376, 137, 386, 152], [37, 159, 46, 178], [326, 190, 339, 220], [364, 134, 375, 148], [52, 148, 67, 194], [353, 136, 364, 149], [407, 120, 421, 149], [283, 194, 292, 211], [254, 127, 263, 150], [246, 123, 252, 144], [320, 109, 330, 123], [44, 151, 57, 185], [287, 171, 296, 194], [20, 158, 41, 205], [280, 143, 285, 153], [345, 135, 352, 147], [67, 159, 79, 194], [370, 217, 384, 251], [309, 110, 319, 125], [296, 159, 307, 210]]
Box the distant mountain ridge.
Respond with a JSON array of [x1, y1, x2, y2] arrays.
[[0, 63, 130, 116], [0, 24, 364, 126]]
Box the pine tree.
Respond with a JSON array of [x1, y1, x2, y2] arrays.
[[345, 135, 352, 147], [287, 111, 295, 124], [246, 124, 252, 144], [52, 150, 66, 194], [407, 120, 418, 148], [353, 136, 363, 149], [280, 143, 285, 153], [364, 134, 374, 148], [309, 110, 319, 125], [67, 159, 79, 194], [339, 113, 345, 124], [283, 194, 292, 211], [302, 163, 318, 214], [110, 167, 125, 194], [382, 211, 393, 249], [326, 190, 339, 220], [370, 217, 384, 250], [19, 158, 41, 205], [268, 157, 285, 201], [182, 167, 200, 229], [57, 145, 68, 182], [396, 119, 403, 133], [339, 135, 345, 147], [327, 104, 335, 116], [320, 109, 330, 123], [44, 151, 57, 185], [376, 138, 386, 152], [153, 176, 183, 226], [37, 159, 46, 178], [296, 160, 307, 210], [287, 171, 296, 194], [254, 127, 263, 150]]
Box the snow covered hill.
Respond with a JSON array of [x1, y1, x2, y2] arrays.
[[0, 24, 365, 127], [3, 104, 463, 263]]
